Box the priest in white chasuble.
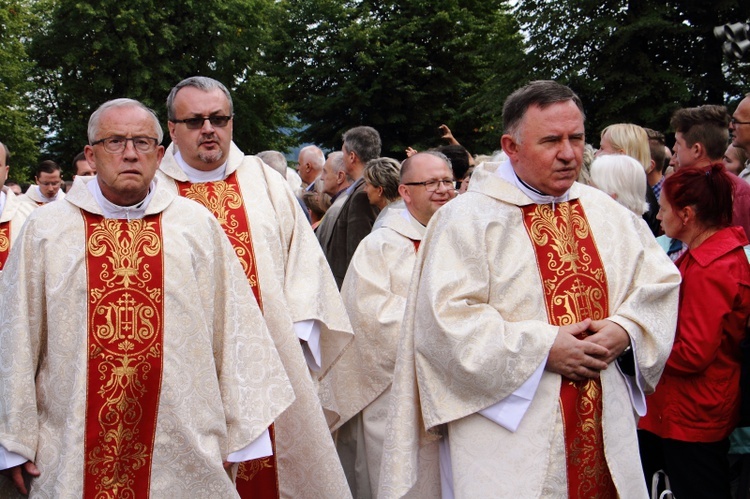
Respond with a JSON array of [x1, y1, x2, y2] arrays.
[[157, 76, 353, 498], [0, 140, 33, 276], [324, 151, 455, 498], [379, 81, 681, 499], [0, 99, 294, 498]]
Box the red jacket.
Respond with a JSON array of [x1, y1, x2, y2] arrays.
[[640, 226, 750, 442]]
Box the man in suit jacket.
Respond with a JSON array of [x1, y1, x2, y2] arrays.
[[325, 126, 381, 288]]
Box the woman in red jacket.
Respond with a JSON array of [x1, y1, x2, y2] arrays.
[[639, 163, 750, 498]]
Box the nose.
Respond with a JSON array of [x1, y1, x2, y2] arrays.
[[559, 139, 575, 162], [200, 118, 216, 133], [122, 139, 139, 159]]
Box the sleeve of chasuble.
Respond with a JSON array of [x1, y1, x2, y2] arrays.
[[604, 214, 681, 393], [0, 214, 47, 461], [410, 202, 559, 430], [258, 162, 353, 377], [201, 211, 295, 457]]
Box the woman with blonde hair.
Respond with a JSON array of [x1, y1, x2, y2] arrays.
[[596, 123, 660, 235]]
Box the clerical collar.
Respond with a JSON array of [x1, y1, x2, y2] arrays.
[[495, 160, 570, 208], [402, 208, 427, 238], [174, 150, 227, 182], [0, 189, 6, 215], [87, 178, 157, 221], [32, 185, 56, 203]]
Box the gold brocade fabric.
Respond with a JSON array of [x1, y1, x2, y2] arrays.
[[82, 213, 164, 498], [176, 173, 263, 310], [521, 201, 616, 498], [0, 221, 9, 270]]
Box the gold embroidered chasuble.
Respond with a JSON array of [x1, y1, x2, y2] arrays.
[[0, 186, 33, 273], [321, 210, 440, 498], [158, 143, 353, 499], [175, 172, 279, 497], [520, 201, 616, 498], [82, 212, 165, 497], [378, 161, 680, 499], [0, 178, 293, 498]]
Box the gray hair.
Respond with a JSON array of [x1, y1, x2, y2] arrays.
[[257, 150, 288, 177], [342, 126, 381, 164], [300, 145, 325, 168], [88, 98, 163, 144], [327, 151, 353, 182], [166, 76, 233, 121]]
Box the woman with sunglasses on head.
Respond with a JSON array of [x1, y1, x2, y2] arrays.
[[638, 164, 750, 498]]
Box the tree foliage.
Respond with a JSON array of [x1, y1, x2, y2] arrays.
[[0, 0, 42, 180], [270, 0, 526, 156], [516, 0, 750, 142], [27, 0, 294, 176]]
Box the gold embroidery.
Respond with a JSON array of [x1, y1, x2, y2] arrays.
[[0, 225, 9, 253], [88, 219, 162, 290], [237, 458, 274, 481], [180, 182, 243, 230], [85, 216, 163, 498]]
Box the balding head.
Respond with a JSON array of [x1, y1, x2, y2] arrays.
[[298, 145, 325, 184]]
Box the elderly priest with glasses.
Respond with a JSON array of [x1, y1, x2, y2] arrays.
[[0, 98, 294, 497]]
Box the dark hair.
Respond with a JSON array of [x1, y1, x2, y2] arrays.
[[435, 145, 471, 181], [72, 151, 86, 168], [342, 126, 381, 164], [670, 105, 730, 161], [644, 128, 666, 173], [662, 164, 734, 228], [502, 80, 585, 136], [35, 160, 61, 178]]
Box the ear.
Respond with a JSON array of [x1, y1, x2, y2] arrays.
[[692, 142, 704, 159], [168, 121, 177, 142], [681, 205, 695, 224], [501, 134, 520, 160], [398, 184, 412, 204], [84, 145, 96, 168], [646, 159, 656, 175]]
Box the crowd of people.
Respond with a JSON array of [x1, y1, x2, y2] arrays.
[[0, 78, 749, 498]]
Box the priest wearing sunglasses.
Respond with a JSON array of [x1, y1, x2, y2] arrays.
[[157, 76, 353, 499]]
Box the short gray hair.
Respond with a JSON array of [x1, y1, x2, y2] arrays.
[[342, 126, 381, 164], [257, 150, 288, 177], [166, 76, 233, 121], [327, 151, 353, 182], [88, 98, 163, 144]]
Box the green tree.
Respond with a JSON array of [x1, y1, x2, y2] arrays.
[[515, 0, 750, 141], [28, 0, 295, 176], [271, 0, 526, 156], [0, 0, 42, 181]]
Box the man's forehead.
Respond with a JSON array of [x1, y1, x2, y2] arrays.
[[174, 87, 230, 110]]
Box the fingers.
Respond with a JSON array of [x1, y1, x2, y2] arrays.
[[23, 461, 40, 477], [10, 467, 28, 495], [559, 318, 591, 336]]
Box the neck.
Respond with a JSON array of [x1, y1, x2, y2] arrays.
[[647, 170, 663, 186], [686, 225, 719, 250]]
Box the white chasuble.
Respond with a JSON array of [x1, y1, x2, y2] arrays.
[[159, 142, 353, 499], [0, 178, 293, 498], [378, 161, 680, 498]]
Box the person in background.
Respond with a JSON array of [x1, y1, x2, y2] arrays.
[[725, 144, 749, 177], [18, 160, 65, 208], [639, 164, 750, 499], [590, 154, 650, 217], [362, 157, 403, 231]]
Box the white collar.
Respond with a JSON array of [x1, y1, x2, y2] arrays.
[[402, 208, 427, 238], [495, 159, 570, 208], [0, 189, 6, 215], [87, 178, 157, 221], [174, 150, 227, 182]]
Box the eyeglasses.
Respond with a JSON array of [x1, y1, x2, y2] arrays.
[[402, 178, 455, 193], [171, 116, 232, 129], [91, 136, 160, 154], [730, 117, 750, 126]]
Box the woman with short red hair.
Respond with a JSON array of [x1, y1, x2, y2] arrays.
[[639, 164, 750, 498]]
